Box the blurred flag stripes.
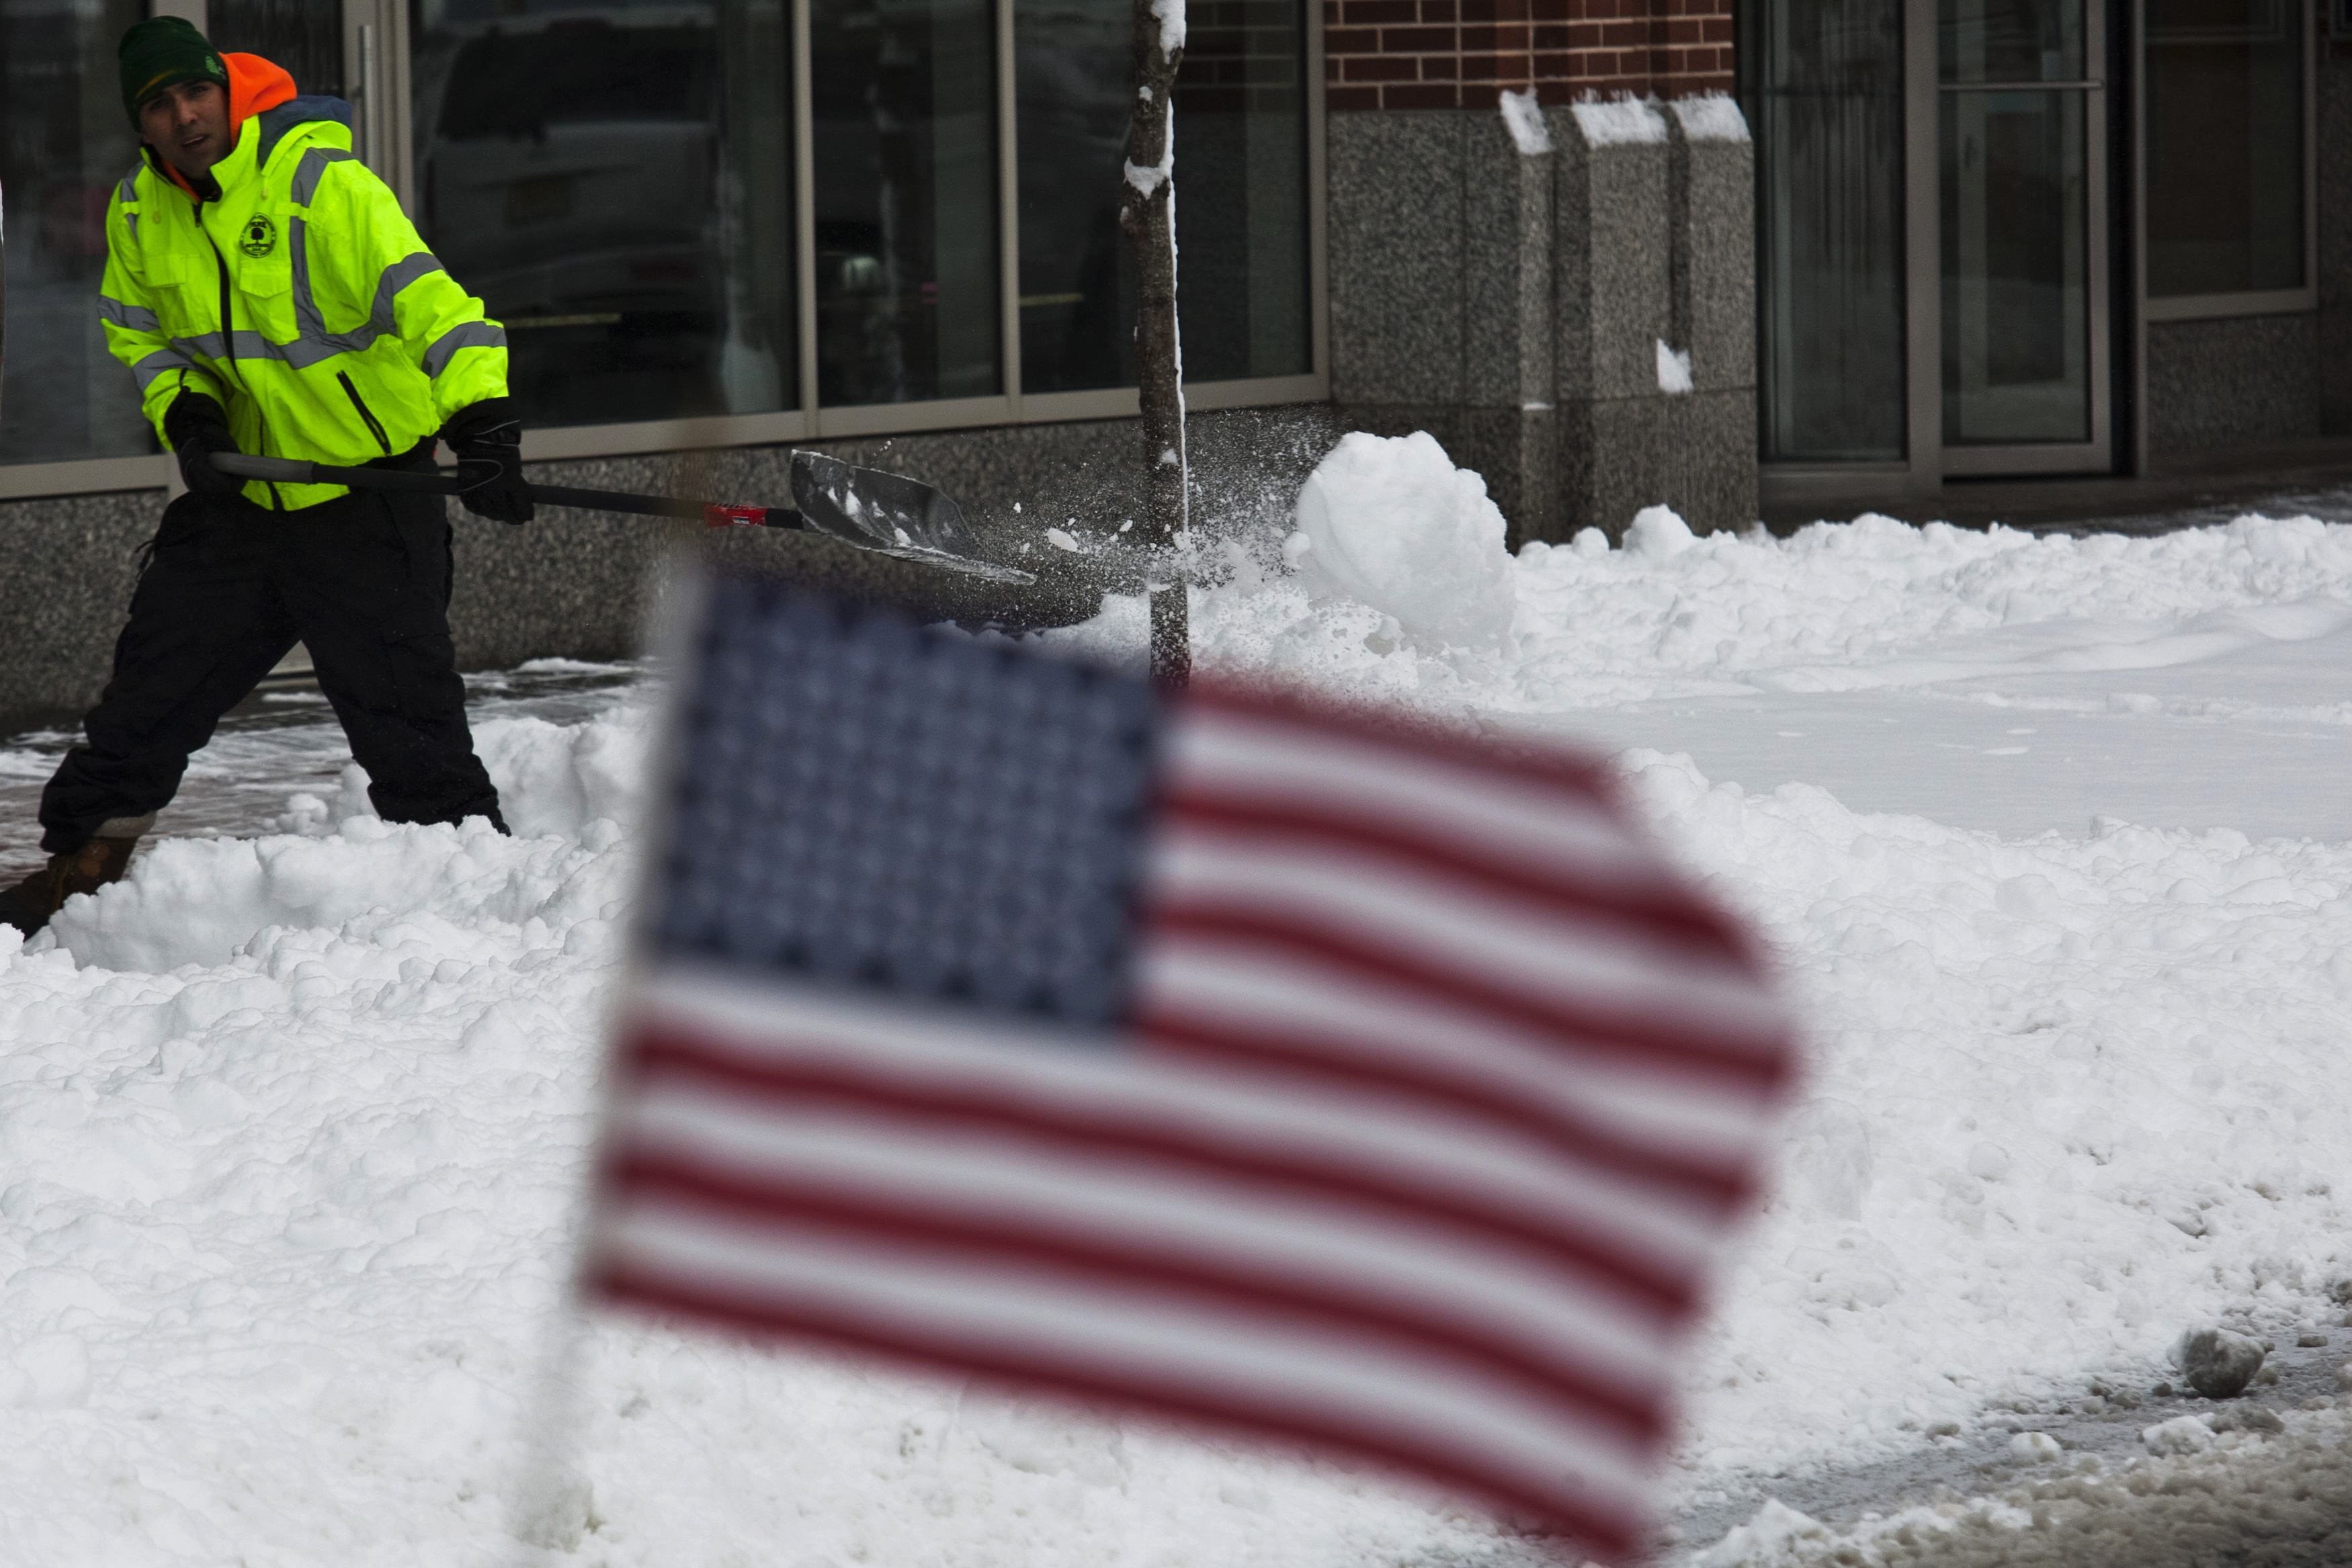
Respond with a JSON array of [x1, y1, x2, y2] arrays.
[[583, 573, 1798, 1562]]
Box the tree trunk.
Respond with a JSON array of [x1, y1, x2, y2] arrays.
[[1120, 0, 1189, 689]]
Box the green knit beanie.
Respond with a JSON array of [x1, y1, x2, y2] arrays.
[[119, 16, 228, 127]]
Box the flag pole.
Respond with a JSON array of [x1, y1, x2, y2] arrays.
[[1121, 0, 1189, 690], [499, 1302, 593, 1563]]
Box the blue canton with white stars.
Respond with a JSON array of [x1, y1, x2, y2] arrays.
[[654, 577, 1160, 1029]]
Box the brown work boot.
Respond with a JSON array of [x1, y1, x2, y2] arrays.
[[0, 818, 151, 939]]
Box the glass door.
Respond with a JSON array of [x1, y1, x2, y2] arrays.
[[1935, 0, 2109, 473]]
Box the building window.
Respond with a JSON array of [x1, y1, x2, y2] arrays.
[[409, 0, 800, 426], [2144, 0, 2306, 299], [0, 0, 154, 467], [1015, 0, 1311, 394], [1743, 0, 1908, 464], [2, 0, 1318, 482], [212, 0, 347, 98], [813, 0, 1001, 406]]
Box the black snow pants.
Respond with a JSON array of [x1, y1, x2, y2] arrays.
[[38, 456, 505, 855]]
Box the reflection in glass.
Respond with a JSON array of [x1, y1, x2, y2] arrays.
[[1744, 0, 1907, 463], [1939, 0, 2083, 83], [0, 0, 154, 466], [2146, 0, 2303, 297], [410, 0, 796, 427], [1015, 0, 1309, 393], [812, 0, 999, 406], [211, 0, 347, 97], [1940, 89, 2089, 444]]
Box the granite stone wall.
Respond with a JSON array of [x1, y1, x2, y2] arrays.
[[2319, 37, 2352, 437], [1329, 93, 1755, 543], [1327, 105, 1563, 539], [0, 405, 1339, 736], [2144, 314, 2322, 456]]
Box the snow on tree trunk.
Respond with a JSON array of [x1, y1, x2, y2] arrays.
[[1120, 0, 1189, 689]]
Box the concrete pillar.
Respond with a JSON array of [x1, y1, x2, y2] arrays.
[[1322, 95, 1761, 546], [1552, 99, 1675, 538], [1327, 107, 1557, 537], [1663, 95, 1759, 534]]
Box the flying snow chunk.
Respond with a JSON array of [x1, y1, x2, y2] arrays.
[[1290, 431, 1516, 650]]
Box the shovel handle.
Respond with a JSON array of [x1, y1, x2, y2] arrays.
[[208, 452, 801, 531]]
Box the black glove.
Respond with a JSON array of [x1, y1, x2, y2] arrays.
[[162, 391, 243, 500], [439, 397, 534, 525]]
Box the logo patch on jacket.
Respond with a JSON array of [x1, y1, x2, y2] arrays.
[[239, 215, 277, 257]]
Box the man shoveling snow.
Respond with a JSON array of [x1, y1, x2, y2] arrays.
[[0, 17, 526, 937]]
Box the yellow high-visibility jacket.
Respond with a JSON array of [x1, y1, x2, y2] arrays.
[[99, 61, 507, 511]]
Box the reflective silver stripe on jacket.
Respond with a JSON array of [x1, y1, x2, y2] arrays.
[[290, 146, 356, 206], [132, 349, 198, 392], [287, 218, 444, 364], [125, 147, 484, 380], [169, 233, 452, 372], [116, 169, 142, 241], [422, 320, 507, 378], [99, 295, 162, 334], [170, 330, 289, 365]]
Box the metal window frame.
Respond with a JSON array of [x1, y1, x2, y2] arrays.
[[2136, 0, 2319, 322], [1757, 0, 1947, 505], [1929, 0, 2114, 478], [1, 0, 1329, 503]]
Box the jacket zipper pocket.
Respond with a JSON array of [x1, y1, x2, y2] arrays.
[[337, 372, 393, 453], [204, 222, 235, 365]]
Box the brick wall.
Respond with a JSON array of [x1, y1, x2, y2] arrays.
[[1321, 0, 1733, 112]]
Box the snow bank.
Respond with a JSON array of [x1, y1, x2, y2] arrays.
[[11, 457, 2352, 1560], [1167, 472, 2352, 710], [1624, 749, 2352, 1479], [1049, 451, 2352, 1487], [0, 687, 1507, 1567]]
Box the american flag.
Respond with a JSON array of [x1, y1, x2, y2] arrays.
[[584, 574, 1798, 1560]]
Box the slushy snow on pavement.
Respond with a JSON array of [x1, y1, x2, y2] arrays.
[[1, 429, 2348, 1563]]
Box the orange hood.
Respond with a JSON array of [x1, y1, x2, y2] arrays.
[[223, 52, 298, 132]]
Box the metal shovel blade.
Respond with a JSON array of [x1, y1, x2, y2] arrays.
[[790, 450, 1036, 585]]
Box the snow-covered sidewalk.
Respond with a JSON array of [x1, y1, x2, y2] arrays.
[[1, 434, 2349, 1565]]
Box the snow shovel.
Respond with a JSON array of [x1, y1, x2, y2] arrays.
[[209, 450, 1036, 586]]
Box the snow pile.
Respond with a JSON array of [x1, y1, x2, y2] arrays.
[[9, 431, 2352, 1561], [1497, 87, 1552, 155], [1171, 437, 2352, 711], [1080, 431, 2352, 1485], [1285, 430, 1517, 652], [0, 689, 1510, 1567], [1572, 98, 1668, 145], [1622, 750, 2352, 1478], [1687, 1405, 2352, 1566], [1658, 340, 1695, 394], [1671, 95, 1751, 144]]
